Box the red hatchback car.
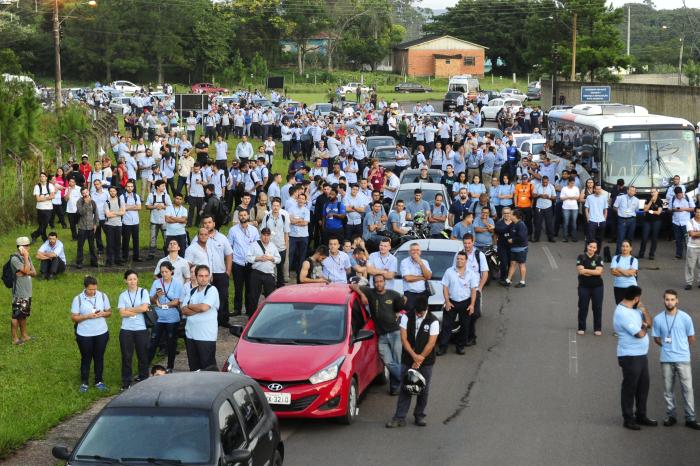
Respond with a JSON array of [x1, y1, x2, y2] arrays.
[[223, 284, 385, 424], [191, 82, 229, 94]]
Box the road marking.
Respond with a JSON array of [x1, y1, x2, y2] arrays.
[[542, 246, 558, 270], [568, 329, 578, 378]]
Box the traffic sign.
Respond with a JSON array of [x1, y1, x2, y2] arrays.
[[580, 86, 611, 103]]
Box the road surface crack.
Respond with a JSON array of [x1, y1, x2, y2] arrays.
[[443, 295, 509, 425]]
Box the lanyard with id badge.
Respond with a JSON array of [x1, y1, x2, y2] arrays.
[[664, 312, 678, 344]]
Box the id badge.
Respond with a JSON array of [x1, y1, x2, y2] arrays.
[[161, 304, 169, 310], [92, 307, 98, 314], [665, 336, 672, 344]]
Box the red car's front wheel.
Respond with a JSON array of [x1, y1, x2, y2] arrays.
[[339, 378, 358, 425]]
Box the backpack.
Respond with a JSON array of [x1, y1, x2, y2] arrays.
[[410, 151, 419, 169], [2, 254, 20, 289], [613, 255, 637, 276], [189, 284, 213, 299], [216, 198, 231, 227], [671, 194, 690, 209]]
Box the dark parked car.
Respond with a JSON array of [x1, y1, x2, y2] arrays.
[[394, 82, 432, 93], [52, 372, 284, 466], [369, 145, 398, 171], [443, 91, 463, 111], [366, 135, 397, 153]]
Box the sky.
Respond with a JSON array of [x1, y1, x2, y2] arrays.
[[419, 0, 700, 11]]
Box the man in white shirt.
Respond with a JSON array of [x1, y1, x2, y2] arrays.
[[182, 264, 219, 371], [214, 135, 228, 170], [246, 227, 281, 312], [227, 210, 260, 316], [35, 231, 66, 279], [260, 198, 290, 287], [685, 206, 700, 289], [200, 215, 233, 326], [146, 180, 172, 259], [186, 163, 206, 227], [670, 186, 695, 259], [164, 192, 188, 254], [120, 180, 142, 262], [400, 243, 433, 312], [288, 192, 311, 275], [322, 236, 351, 284], [155, 239, 191, 285], [235, 136, 254, 165], [366, 237, 398, 287], [344, 184, 367, 240]]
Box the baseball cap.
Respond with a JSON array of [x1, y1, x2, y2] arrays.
[[81, 154, 89, 159], [16, 236, 30, 246]]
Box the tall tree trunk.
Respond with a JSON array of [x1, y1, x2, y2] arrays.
[[157, 55, 164, 85], [327, 41, 333, 72], [297, 44, 304, 75], [105, 60, 112, 83]]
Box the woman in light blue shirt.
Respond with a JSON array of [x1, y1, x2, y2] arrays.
[[147, 261, 183, 372], [497, 174, 515, 215], [468, 174, 486, 199], [610, 240, 639, 304], [117, 270, 150, 390], [71, 276, 111, 393], [452, 172, 469, 200]]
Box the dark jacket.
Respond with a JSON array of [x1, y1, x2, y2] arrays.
[[401, 311, 437, 367]]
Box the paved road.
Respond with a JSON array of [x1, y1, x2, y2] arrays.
[[279, 239, 700, 466]]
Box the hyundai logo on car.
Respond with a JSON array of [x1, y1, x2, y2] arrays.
[[268, 383, 284, 392]]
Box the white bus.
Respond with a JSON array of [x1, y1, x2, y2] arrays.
[[546, 103, 698, 197]]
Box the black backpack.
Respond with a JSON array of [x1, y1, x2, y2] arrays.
[[2, 254, 20, 289], [216, 198, 231, 227]]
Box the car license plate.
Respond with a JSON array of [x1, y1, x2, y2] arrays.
[[265, 392, 291, 405]]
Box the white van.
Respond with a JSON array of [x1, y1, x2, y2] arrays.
[[3, 74, 41, 96], [447, 75, 480, 102]]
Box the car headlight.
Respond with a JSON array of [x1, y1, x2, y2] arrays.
[[225, 353, 245, 375], [309, 356, 345, 385]]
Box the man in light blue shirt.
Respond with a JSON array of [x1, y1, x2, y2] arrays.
[[533, 175, 556, 242], [322, 236, 351, 284], [612, 285, 656, 430], [437, 251, 479, 355], [669, 186, 695, 259], [288, 193, 310, 276], [613, 185, 640, 255], [399, 242, 432, 312], [164, 193, 188, 255], [36, 232, 66, 279], [584, 183, 608, 250], [652, 289, 700, 429], [182, 265, 220, 371]]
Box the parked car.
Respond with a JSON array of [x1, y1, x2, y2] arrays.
[[443, 91, 463, 111], [191, 82, 229, 94], [109, 96, 132, 115], [389, 182, 451, 215], [478, 90, 501, 103], [399, 168, 444, 183], [52, 372, 283, 466], [499, 88, 528, 102], [223, 284, 385, 424], [480, 98, 523, 121], [369, 145, 398, 171], [340, 82, 371, 94], [473, 127, 504, 141], [309, 103, 335, 117], [390, 239, 464, 327], [366, 135, 397, 153], [110, 80, 140, 94], [520, 138, 547, 160], [395, 82, 432, 93], [526, 81, 542, 100]]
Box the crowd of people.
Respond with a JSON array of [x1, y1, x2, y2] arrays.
[[6, 92, 699, 431]]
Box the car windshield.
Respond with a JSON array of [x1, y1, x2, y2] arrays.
[[367, 138, 395, 152], [602, 129, 698, 187], [316, 104, 331, 112], [531, 142, 546, 154], [246, 302, 347, 344], [73, 408, 210, 463], [372, 148, 395, 161], [395, 189, 442, 206], [395, 250, 456, 280]]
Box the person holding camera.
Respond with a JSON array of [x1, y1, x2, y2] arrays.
[[9, 237, 36, 346], [386, 295, 439, 428], [147, 261, 182, 373]]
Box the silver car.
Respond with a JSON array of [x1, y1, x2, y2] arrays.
[[390, 239, 463, 326]]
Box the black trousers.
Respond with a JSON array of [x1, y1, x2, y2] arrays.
[[40, 257, 65, 277], [121, 224, 140, 260], [232, 263, 252, 315], [393, 364, 433, 421], [95, 219, 106, 252], [520, 207, 533, 236], [32, 209, 52, 242], [104, 224, 122, 265], [212, 272, 230, 324], [51, 203, 66, 227], [76, 229, 98, 266], [345, 224, 363, 242], [187, 197, 204, 227], [586, 221, 605, 252], [76, 331, 109, 385], [463, 293, 481, 344], [438, 299, 468, 349], [618, 355, 650, 421], [67, 212, 78, 239], [249, 269, 276, 314], [276, 249, 287, 287], [119, 329, 149, 388], [534, 206, 554, 241], [577, 285, 603, 332], [165, 234, 188, 257], [147, 321, 178, 370], [614, 287, 628, 305], [282, 140, 291, 160], [185, 338, 216, 371]]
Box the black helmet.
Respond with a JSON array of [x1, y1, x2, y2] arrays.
[[403, 368, 426, 396]]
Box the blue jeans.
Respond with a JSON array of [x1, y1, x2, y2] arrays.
[[616, 217, 636, 255], [562, 209, 578, 239], [378, 331, 402, 391], [662, 362, 696, 421], [673, 223, 687, 258]]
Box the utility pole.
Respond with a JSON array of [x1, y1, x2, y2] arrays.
[[53, 0, 62, 109], [570, 13, 577, 81], [679, 37, 684, 85], [626, 6, 631, 56]]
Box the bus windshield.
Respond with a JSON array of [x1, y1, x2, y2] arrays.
[[602, 129, 697, 187]]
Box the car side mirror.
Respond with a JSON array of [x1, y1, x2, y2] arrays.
[[229, 325, 244, 338], [226, 449, 252, 465], [353, 329, 375, 343], [52, 446, 71, 460]]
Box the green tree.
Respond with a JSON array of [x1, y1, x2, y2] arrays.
[[282, 0, 328, 75], [0, 49, 22, 75], [250, 52, 269, 83]]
